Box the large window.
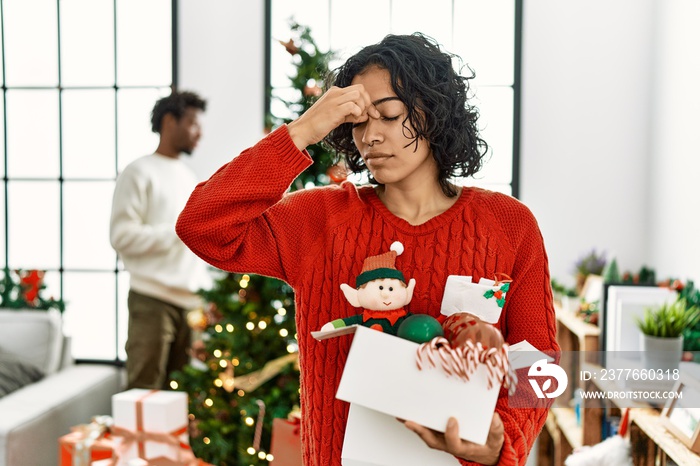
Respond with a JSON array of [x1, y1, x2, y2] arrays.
[[268, 0, 521, 196], [1, 2, 519, 362], [0, 0, 174, 362]]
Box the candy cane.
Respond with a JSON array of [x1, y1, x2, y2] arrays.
[[438, 344, 457, 377], [448, 346, 467, 381], [417, 337, 445, 370], [253, 399, 265, 452], [415, 336, 517, 395]]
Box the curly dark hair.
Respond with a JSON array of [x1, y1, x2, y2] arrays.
[[324, 33, 489, 197], [150, 90, 207, 134]]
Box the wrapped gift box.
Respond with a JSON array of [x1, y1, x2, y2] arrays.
[[91, 459, 215, 466], [269, 417, 303, 466], [59, 430, 114, 466], [111, 389, 190, 466]]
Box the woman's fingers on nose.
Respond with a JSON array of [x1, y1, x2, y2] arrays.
[[367, 104, 380, 119]]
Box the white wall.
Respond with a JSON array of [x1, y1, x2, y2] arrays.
[[520, 0, 656, 286], [178, 0, 700, 287], [177, 0, 266, 182], [648, 0, 700, 284]]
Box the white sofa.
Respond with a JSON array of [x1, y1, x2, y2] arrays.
[[0, 310, 124, 466]]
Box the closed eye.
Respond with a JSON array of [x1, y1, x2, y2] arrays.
[[353, 115, 399, 128]]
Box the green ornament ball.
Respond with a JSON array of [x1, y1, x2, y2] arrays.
[[397, 314, 444, 343]]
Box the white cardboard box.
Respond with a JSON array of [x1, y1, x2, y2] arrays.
[[111, 389, 189, 465], [328, 326, 499, 465], [342, 404, 461, 465], [335, 326, 500, 444], [312, 325, 552, 465]]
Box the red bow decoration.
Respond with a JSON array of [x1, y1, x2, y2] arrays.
[[19, 269, 45, 305], [493, 273, 513, 286], [287, 413, 301, 436]]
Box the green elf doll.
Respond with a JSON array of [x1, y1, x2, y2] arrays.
[[321, 241, 416, 335]]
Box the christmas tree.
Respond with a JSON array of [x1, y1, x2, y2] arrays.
[[172, 22, 337, 465], [172, 273, 299, 465], [268, 21, 347, 190]]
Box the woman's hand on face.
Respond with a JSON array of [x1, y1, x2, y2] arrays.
[[287, 85, 380, 151], [402, 412, 505, 465]]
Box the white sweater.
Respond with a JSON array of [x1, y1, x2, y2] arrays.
[[110, 153, 213, 309]]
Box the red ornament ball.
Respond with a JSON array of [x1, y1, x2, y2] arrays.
[[303, 84, 323, 97], [442, 312, 504, 350], [327, 163, 348, 183]]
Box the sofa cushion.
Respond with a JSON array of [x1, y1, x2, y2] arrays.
[[0, 364, 123, 466], [0, 309, 63, 374], [0, 354, 44, 398]]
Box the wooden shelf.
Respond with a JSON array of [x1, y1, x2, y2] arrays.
[[537, 308, 700, 466], [538, 311, 600, 466], [555, 309, 600, 341], [539, 310, 700, 466], [540, 408, 578, 466], [629, 408, 700, 466], [551, 407, 583, 450]]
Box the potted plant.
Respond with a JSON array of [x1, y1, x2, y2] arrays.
[[573, 249, 606, 294], [636, 298, 700, 371]]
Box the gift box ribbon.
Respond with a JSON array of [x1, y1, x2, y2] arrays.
[[110, 390, 198, 466], [69, 415, 113, 466], [493, 273, 512, 286], [282, 413, 301, 436]]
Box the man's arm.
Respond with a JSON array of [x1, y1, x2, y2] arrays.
[[110, 168, 179, 256]]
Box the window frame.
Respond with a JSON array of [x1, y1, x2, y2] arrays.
[[265, 0, 522, 198], [0, 0, 178, 364]]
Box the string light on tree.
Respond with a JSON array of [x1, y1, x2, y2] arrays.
[[172, 271, 301, 464]]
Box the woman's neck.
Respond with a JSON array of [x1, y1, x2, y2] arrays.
[[376, 182, 461, 226]]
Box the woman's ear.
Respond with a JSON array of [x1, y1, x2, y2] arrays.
[[340, 283, 361, 307]]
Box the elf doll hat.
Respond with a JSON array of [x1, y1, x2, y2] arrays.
[[355, 241, 406, 288]]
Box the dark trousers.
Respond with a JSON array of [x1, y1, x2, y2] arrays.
[[125, 289, 190, 390]]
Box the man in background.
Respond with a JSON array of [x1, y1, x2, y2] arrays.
[[110, 90, 213, 389]]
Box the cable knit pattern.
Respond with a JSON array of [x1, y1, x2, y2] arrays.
[[176, 125, 560, 466]]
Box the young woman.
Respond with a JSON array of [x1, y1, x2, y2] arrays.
[[176, 33, 559, 465]]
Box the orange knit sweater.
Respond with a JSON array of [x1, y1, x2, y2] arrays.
[[176, 126, 560, 466]]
